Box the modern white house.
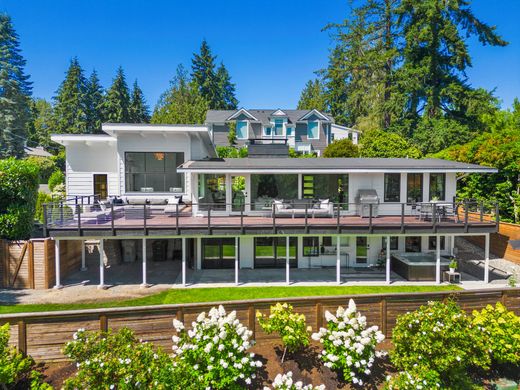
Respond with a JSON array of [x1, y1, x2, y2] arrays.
[[48, 122, 499, 289]]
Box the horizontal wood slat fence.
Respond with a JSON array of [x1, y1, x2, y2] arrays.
[[1, 288, 519, 362]]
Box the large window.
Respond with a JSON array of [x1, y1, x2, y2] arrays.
[[302, 174, 348, 206], [236, 121, 248, 139], [251, 174, 298, 210], [198, 174, 226, 210], [429, 173, 446, 200], [254, 237, 297, 268], [384, 173, 401, 202], [407, 173, 423, 203], [125, 152, 184, 193], [307, 121, 319, 139]]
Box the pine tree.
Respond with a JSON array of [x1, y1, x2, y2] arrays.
[[215, 63, 238, 110], [152, 65, 208, 124], [0, 13, 32, 158], [297, 79, 327, 112], [52, 57, 88, 134], [129, 80, 150, 123], [191, 40, 219, 107], [104, 66, 131, 123], [84, 70, 105, 133]]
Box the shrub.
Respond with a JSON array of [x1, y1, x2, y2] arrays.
[[48, 169, 65, 191], [264, 371, 325, 390], [172, 305, 262, 389], [0, 158, 39, 239], [34, 191, 53, 223], [63, 327, 177, 389], [311, 299, 385, 386], [257, 303, 310, 361], [391, 300, 490, 386], [384, 368, 442, 389], [322, 138, 359, 158], [472, 302, 520, 365], [0, 323, 51, 389]]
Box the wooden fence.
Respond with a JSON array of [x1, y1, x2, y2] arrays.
[[1, 288, 519, 362], [0, 239, 82, 289]]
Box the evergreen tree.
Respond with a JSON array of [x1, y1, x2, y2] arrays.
[[52, 57, 88, 134], [129, 80, 150, 123], [397, 0, 507, 121], [297, 79, 327, 112], [215, 63, 238, 110], [28, 98, 53, 149], [84, 70, 105, 133], [104, 66, 131, 123], [152, 65, 208, 124], [0, 13, 32, 158]]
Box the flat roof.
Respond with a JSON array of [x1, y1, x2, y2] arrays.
[[178, 158, 498, 174]]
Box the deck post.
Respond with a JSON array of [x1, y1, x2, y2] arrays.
[[435, 235, 441, 284], [53, 239, 62, 289], [336, 236, 341, 285], [235, 237, 239, 286], [484, 233, 490, 283], [286, 236, 290, 285], [81, 240, 87, 271], [182, 237, 186, 287], [386, 235, 391, 284], [141, 238, 149, 288], [97, 239, 106, 289]]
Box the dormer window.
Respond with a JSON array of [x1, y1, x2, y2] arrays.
[[236, 120, 248, 139], [307, 121, 319, 139]]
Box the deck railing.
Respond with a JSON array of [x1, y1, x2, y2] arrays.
[[42, 197, 499, 237]]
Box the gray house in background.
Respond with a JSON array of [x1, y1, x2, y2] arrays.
[[205, 108, 360, 156]]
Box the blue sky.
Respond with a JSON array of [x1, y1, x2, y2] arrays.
[[1, 0, 519, 110]]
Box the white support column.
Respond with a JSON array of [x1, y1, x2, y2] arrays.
[[141, 238, 149, 288], [484, 233, 490, 283], [286, 236, 290, 285], [53, 239, 62, 289], [80, 240, 87, 271], [182, 237, 187, 287], [235, 237, 239, 286], [98, 239, 106, 289], [435, 235, 441, 284], [336, 236, 341, 285], [386, 236, 391, 284]]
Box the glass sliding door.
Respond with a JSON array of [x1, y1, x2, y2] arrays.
[[254, 237, 297, 268], [202, 238, 235, 269]]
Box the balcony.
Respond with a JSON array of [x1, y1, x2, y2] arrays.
[[43, 197, 499, 238]]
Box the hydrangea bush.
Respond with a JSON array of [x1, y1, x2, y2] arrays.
[[311, 299, 385, 385], [63, 327, 177, 389], [472, 302, 520, 365], [172, 305, 262, 389], [263, 371, 325, 390], [257, 303, 310, 361], [384, 369, 441, 389], [391, 300, 490, 386]]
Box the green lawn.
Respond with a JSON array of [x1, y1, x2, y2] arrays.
[[0, 285, 462, 315]]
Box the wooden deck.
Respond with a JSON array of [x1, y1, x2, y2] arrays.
[[45, 205, 498, 237]]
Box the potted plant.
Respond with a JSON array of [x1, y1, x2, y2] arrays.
[[449, 259, 457, 274]]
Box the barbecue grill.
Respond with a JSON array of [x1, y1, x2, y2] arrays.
[[355, 189, 380, 217]]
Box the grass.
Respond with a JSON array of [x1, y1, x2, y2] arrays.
[[0, 285, 462, 315]]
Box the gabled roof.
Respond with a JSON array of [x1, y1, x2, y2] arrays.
[[206, 109, 334, 125], [178, 158, 498, 174], [225, 108, 259, 121]]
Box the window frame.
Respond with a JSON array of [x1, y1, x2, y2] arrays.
[[384, 173, 401, 203]]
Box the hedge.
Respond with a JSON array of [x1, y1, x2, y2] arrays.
[[0, 158, 39, 239]]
